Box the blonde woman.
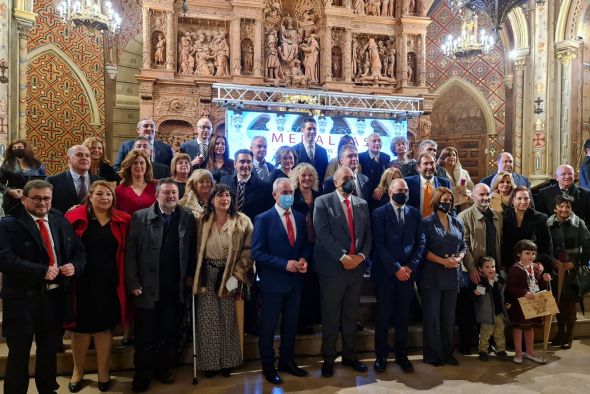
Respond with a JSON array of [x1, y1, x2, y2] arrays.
[[179, 169, 214, 215], [437, 147, 473, 211], [372, 167, 403, 208], [83, 137, 120, 183], [490, 171, 516, 214]]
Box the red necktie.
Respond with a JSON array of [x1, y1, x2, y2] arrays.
[[344, 199, 356, 254], [285, 211, 295, 247], [37, 219, 56, 267]]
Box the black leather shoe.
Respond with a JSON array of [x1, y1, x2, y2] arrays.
[[373, 356, 387, 373], [445, 355, 460, 366], [396, 357, 414, 372], [262, 365, 282, 384], [98, 379, 112, 392], [278, 360, 308, 377], [341, 358, 368, 372], [68, 381, 84, 393], [155, 370, 175, 384], [131, 376, 150, 393], [321, 360, 334, 377], [221, 368, 232, 377]]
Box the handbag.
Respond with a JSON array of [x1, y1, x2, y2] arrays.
[[575, 264, 590, 297]]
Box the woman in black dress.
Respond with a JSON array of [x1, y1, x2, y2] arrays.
[[65, 181, 131, 392], [502, 186, 553, 272], [206, 134, 234, 183], [289, 163, 321, 333], [83, 137, 120, 183]]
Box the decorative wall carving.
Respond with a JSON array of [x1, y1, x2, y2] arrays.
[[177, 19, 230, 77]]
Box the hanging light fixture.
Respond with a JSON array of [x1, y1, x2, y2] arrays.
[[57, 0, 122, 34], [441, 9, 496, 59]]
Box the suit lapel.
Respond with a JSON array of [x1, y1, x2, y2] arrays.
[[332, 192, 350, 235], [20, 214, 44, 249], [65, 171, 78, 200]]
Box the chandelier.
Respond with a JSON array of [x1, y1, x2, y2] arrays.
[[57, 0, 122, 34], [441, 9, 496, 59]]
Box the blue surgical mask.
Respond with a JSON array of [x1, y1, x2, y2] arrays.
[[279, 194, 294, 210]]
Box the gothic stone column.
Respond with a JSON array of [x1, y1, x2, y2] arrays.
[[397, 34, 408, 87], [253, 20, 262, 77], [142, 7, 151, 69], [555, 41, 580, 165], [230, 17, 241, 76], [323, 26, 332, 83], [513, 57, 526, 173], [417, 34, 426, 87], [343, 29, 352, 83], [165, 11, 175, 71], [17, 24, 32, 138]]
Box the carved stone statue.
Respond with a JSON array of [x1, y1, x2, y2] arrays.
[[403, 0, 415, 15], [154, 33, 166, 65], [386, 40, 396, 80], [266, 29, 281, 79], [278, 17, 300, 64], [300, 33, 320, 83], [407, 55, 413, 82], [420, 116, 432, 139], [366, 0, 381, 16], [352, 39, 359, 78], [178, 32, 192, 74], [332, 50, 342, 79], [242, 41, 254, 73], [291, 59, 308, 87], [381, 0, 393, 17], [213, 32, 230, 77], [366, 37, 382, 77], [353, 0, 365, 14]]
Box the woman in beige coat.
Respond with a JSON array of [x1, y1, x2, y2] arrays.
[[192, 183, 253, 378]]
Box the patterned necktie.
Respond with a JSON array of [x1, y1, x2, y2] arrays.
[[344, 198, 356, 254], [237, 180, 245, 211], [398, 207, 405, 227], [423, 180, 432, 218], [200, 143, 208, 161], [285, 211, 295, 247], [307, 144, 314, 161], [37, 219, 56, 267], [78, 175, 88, 201]]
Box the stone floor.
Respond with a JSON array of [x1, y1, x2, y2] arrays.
[[2, 339, 590, 393]]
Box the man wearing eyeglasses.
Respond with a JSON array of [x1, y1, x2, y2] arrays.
[[0, 179, 86, 394], [180, 117, 213, 169]]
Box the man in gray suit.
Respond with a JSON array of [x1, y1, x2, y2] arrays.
[[313, 167, 372, 377]]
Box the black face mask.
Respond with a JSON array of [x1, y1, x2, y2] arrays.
[[438, 202, 452, 213], [13, 149, 25, 159], [391, 192, 409, 205], [341, 179, 356, 195]]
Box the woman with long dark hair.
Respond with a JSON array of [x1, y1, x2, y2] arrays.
[[205, 134, 234, 183]]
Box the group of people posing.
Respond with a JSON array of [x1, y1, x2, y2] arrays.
[[0, 116, 589, 394]]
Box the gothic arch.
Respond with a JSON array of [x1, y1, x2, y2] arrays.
[[27, 43, 100, 126], [556, 0, 587, 41], [431, 77, 497, 137]]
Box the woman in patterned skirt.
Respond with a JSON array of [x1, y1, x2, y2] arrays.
[[193, 184, 254, 377]]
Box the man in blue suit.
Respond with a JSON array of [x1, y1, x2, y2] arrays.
[[252, 178, 311, 385], [480, 152, 530, 188], [113, 118, 174, 171], [405, 152, 451, 217], [358, 133, 391, 191], [291, 118, 329, 183], [371, 178, 425, 373], [179, 117, 213, 169]]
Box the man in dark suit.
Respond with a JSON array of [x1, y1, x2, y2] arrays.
[[323, 144, 371, 201], [251, 136, 276, 183], [0, 179, 86, 394], [579, 139, 590, 189], [481, 152, 530, 188], [401, 139, 448, 179], [179, 117, 213, 170], [252, 178, 312, 385], [405, 152, 452, 217], [133, 137, 171, 179], [114, 118, 174, 171], [292, 117, 329, 183], [125, 179, 196, 392], [220, 149, 273, 336], [536, 164, 590, 224], [371, 178, 425, 373], [46, 145, 103, 214], [313, 167, 372, 377], [358, 133, 391, 191]]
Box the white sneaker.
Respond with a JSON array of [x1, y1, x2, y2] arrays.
[[525, 353, 546, 364], [513, 354, 523, 364]]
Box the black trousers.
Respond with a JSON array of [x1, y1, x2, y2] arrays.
[[456, 286, 477, 351], [3, 289, 63, 394], [133, 302, 181, 379]]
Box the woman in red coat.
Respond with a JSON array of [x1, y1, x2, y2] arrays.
[[65, 180, 131, 392]]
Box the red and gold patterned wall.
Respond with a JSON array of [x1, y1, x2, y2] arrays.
[[426, 2, 506, 176], [26, 0, 105, 174]]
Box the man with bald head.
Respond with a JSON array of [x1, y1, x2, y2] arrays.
[[481, 152, 530, 188], [114, 118, 174, 171], [536, 164, 590, 224], [458, 183, 504, 357], [313, 166, 372, 377], [46, 145, 103, 214], [180, 117, 213, 169], [371, 178, 424, 373], [358, 133, 391, 192]]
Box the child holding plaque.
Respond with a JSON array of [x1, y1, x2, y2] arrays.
[[506, 240, 552, 364]]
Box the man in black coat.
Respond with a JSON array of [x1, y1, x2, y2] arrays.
[[480, 152, 530, 188], [536, 164, 590, 224], [358, 133, 391, 192], [291, 118, 329, 183], [0, 179, 86, 394], [323, 144, 371, 202], [46, 145, 103, 214], [114, 118, 174, 171]]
